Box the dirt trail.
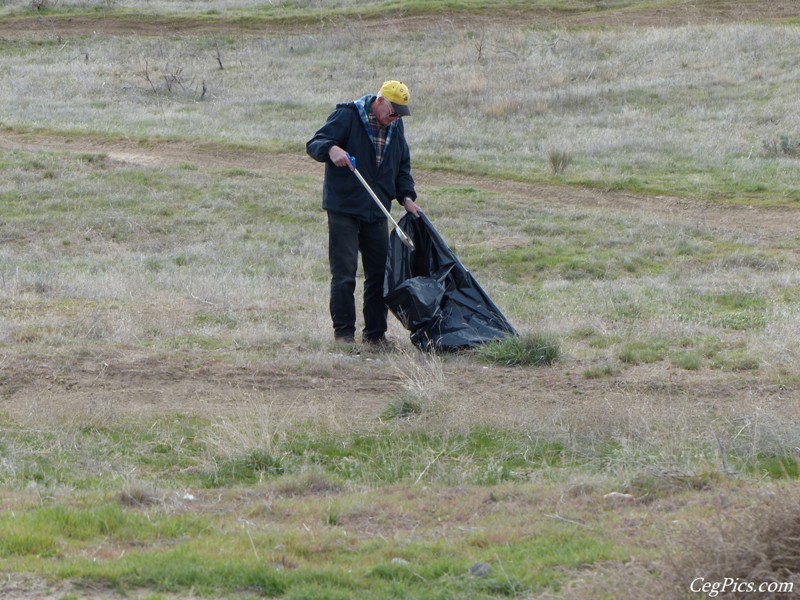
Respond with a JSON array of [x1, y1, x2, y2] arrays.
[[0, 129, 795, 243], [1, 1, 798, 37]]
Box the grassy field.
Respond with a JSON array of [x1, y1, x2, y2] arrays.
[[1, 1, 800, 598]]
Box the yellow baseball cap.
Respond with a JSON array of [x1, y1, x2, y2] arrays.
[[379, 80, 411, 116]]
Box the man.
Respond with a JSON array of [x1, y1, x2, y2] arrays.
[[306, 80, 421, 349]]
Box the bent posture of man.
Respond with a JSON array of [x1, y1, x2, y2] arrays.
[[306, 80, 421, 349]]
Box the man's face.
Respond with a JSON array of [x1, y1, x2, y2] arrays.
[[374, 96, 401, 127]]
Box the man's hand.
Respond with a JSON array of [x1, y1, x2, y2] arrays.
[[328, 145, 353, 170], [403, 198, 421, 217]]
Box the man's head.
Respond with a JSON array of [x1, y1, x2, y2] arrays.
[[378, 80, 411, 117]]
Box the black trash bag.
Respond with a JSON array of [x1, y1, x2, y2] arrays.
[[384, 212, 518, 351]]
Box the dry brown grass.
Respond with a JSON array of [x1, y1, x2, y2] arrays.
[[561, 484, 800, 599], [662, 487, 800, 598]]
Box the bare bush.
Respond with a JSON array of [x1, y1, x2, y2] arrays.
[[661, 488, 800, 598]]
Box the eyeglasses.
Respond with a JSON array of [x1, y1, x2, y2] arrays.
[[380, 97, 400, 119]]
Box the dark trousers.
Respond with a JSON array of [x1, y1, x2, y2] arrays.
[[327, 211, 389, 341]]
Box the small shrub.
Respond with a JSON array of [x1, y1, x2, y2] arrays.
[[485, 99, 520, 117], [382, 396, 423, 420], [626, 471, 719, 501], [763, 134, 800, 158], [475, 334, 560, 367], [244, 448, 282, 473], [662, 486, 800, 597], [206, 450, 284, 487], [324, 503, 340, 526], [117, 485, 162, 507], [270, 468, 343, 497], [549, 150, 572, 174]]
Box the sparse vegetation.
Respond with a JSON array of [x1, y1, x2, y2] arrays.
[[763, 134, 800, 158], [475, 333, 560, 366], [0, 1, 799, 598]]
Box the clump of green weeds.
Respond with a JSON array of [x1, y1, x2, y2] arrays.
[[617, 340, 666, 365], [548, 149, 573, 174], [382, 395, 424, 420], [583, 363, 618, 379], [475, 333, 560, 367]]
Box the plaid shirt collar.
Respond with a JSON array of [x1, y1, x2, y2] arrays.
[[367, 108, 388, 166], [355, 94, 396, 167]]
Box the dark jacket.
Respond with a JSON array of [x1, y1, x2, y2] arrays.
[[306, 95, 417, 222]]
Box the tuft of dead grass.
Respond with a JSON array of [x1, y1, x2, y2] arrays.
[[200, 398, 297, 475], [562, 485, 800, 600], [661, 486, 800, 598], [382, 348, 451, 422]]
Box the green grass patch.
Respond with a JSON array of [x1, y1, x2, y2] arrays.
[[193, 313, 238, 329], [617, 340, 666, 365], [475, 333, 560, 367], [162, 335, 234, 351], [747, 454, 800, 480], [709, 349, 760, 372], [10, 525, 630, 599], [669, 350, 703, 371], [204, 449, 285, 488], [674, 290, 770, 331], [0, 411, 795, 597], [0, 418, 579, 491], [583, 363, 618, 379], [381, 396, 424, 420], [0, 504, 633, 598], [0, 504, 209, 559], [0, 531, 60, 558], [462, 219, 664, 284]]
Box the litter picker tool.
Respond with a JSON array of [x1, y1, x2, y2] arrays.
[[347, 154, 415, 251]]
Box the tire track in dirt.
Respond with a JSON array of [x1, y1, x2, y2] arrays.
[[1, 1, 798, 37], [0, 129, 796, 244]]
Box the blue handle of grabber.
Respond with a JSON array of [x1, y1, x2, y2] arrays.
[[347, 154, 356, 170]]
